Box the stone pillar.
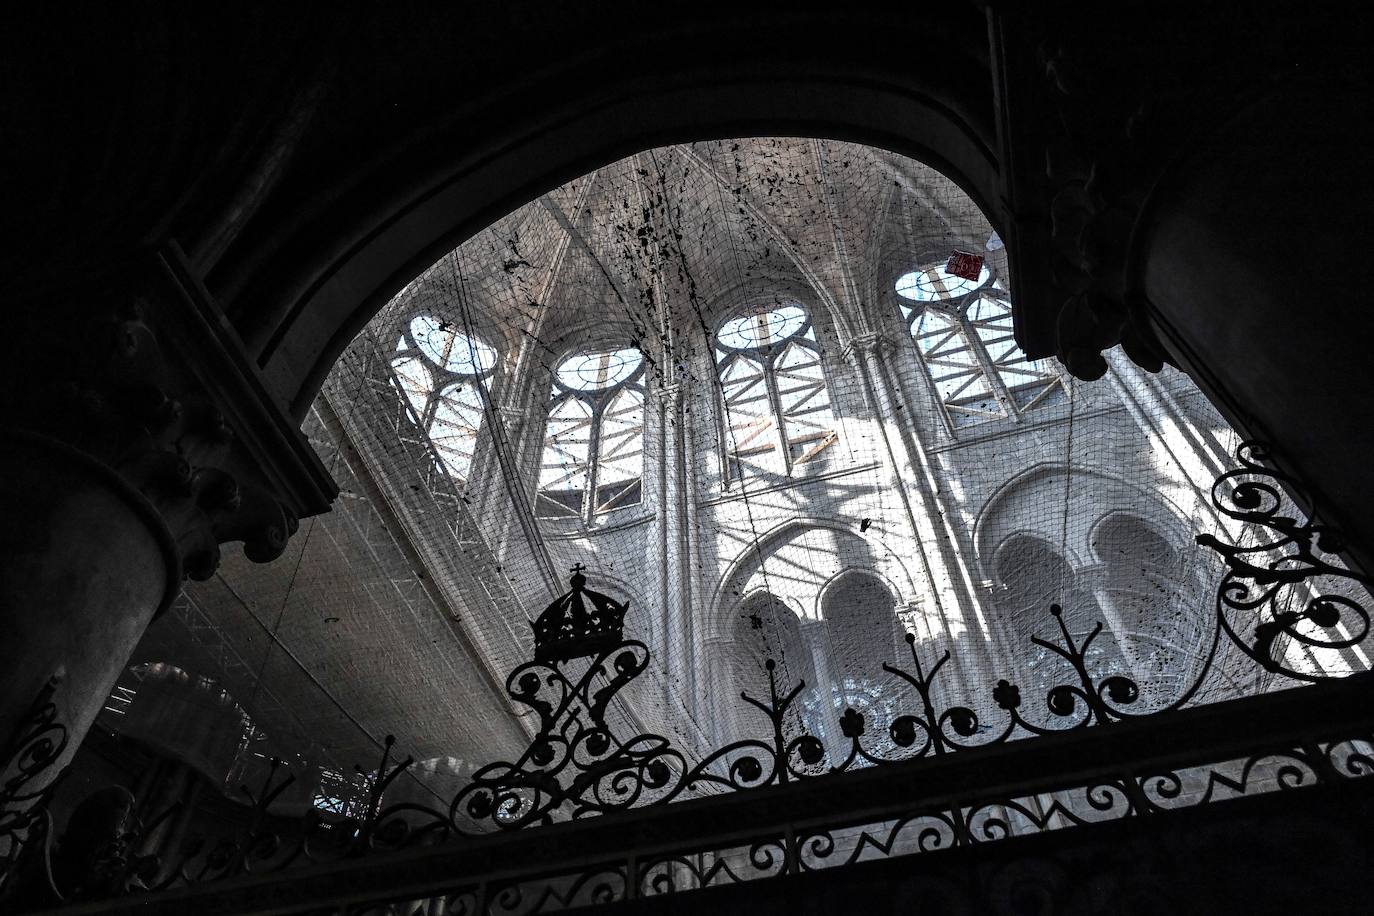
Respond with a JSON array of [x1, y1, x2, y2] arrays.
[[654, 383, 691, 702], [1101, 350, 1232, 498], [0, 246, 334, 882], [798, 620, 834, 755], [841, 332, 991, 697], [680, 386, 706, 720]]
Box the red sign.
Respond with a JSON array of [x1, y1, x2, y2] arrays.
[[946, 250, 984, 281]]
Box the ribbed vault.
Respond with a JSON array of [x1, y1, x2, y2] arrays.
[[113, 138, 1361, 814]]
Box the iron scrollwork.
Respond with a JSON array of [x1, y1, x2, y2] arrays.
[[365, 437, 1374, 843], [0, 676, 69, 895], [1197, 441, 1371, 679], [832, 603, 1147, 771], [285, 440, 1371, 864], [6, 440, 1373, 912]]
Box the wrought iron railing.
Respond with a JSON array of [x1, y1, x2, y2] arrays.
[[3, 442, 1373, 914], [20, 675, 1374, 915]]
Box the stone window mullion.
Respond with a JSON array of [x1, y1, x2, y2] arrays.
[[959, 298, 1021, 421]]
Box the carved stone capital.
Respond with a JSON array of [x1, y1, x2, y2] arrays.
[[653, 382, 685, 408], [841, 331, 899, 365], [2, 245, 336, 593]]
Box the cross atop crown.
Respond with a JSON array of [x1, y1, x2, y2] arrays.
[[531, 562, 627, 663]]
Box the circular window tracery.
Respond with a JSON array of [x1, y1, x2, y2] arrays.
[[554, 347, 643, 392], [717, 303, 808, 350], [537, 344, 647, 522], [713, 301, 838, 481], [410, 314, 498, 375], [894, 262, 991, 304], [390, 314, 498, 483], [895, 260, 1064, 428]]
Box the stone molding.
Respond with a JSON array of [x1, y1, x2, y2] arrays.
[[990, 10, 1201, 382], [840, 331, 900, 365], [1035, 39, 1172, 382]]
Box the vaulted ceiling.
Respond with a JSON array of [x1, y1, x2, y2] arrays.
[[380, 138, 1002, 378], [131, 137, 1004, 777]]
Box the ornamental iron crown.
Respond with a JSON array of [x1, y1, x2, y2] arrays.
[[531, 564, 628, 663]]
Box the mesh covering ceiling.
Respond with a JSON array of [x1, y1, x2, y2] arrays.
[[127, 138, 1368, 804]]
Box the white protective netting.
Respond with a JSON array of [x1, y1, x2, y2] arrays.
[[144, 138, 1368, 801]]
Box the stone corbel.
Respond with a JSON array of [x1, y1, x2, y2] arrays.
[[1033, 39, 1176, 381]]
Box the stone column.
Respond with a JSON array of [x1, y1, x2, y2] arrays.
[[654, 383, 691, 703], [0, 246, 335, 883], [680, 386, 706, 720], [791, 619, 828, 757], [842, 332, 996, 701]]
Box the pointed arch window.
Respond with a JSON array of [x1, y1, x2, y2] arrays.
[[536, 346, 645, 521], [389, 314, 498, 481], [715, 302, 838, 482], [897, 263, 1063, 427]]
